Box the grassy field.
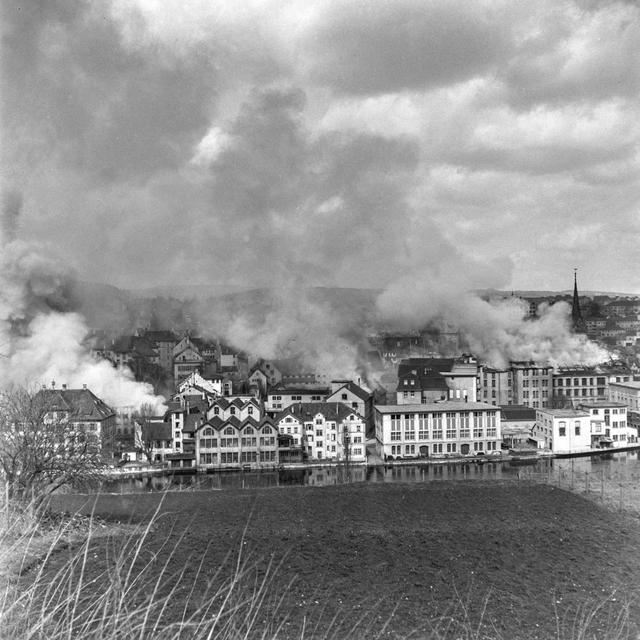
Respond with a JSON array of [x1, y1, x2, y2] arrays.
[[5, 481, 640, 639]]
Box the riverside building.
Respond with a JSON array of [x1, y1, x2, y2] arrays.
[[374, 401, 501, 460]]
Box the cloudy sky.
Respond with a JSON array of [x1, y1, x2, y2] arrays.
[[3, 0, 640, 295]]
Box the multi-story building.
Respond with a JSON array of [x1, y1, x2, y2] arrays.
[[608, 381, 640, 434], [142, 330, 178, 373], [552, 367, 608, 407], [533, 409, 591, 453], [207, 396, 261, 422], [396, 357, 478, 404], [274, 403, 366, 462], [510, 362, 553, 409], [37, 384, 117, 453], [577, 402, 636, 448], [194, 416, 279, 470], [265, 386, 329, 414], [325, 380, 373, 430], [375, 401, 501, 460], [477, 366, 512, 406]]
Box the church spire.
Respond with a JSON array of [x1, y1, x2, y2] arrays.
[[572, 268, 585, 332]]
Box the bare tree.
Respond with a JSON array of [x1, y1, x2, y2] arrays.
[[0, 386, 106, 502], [132, 402, 160, 463]]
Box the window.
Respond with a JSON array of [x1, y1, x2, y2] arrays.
[[558, 421, 566, 437], [574, 421, 581, 436], [418, 414, 428, 440], [224, 426, 235, 435], [342, 394, 348, 400], [433, 413, 443, 439]]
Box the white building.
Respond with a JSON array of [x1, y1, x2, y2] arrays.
[[375, 402, 501, 460], [274, 403, 366, 462], [533, 409, 591, 454], [578, 402, 636, 448]]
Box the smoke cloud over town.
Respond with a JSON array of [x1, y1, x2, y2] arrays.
[[3, 0, 639, 386], [0, 194, 167, 412]]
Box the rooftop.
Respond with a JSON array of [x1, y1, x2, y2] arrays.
[[37, 388, 115, 421], [537, 409, 590, 418], [376, 402, 499, 413]]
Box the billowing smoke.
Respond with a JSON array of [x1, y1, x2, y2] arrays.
[[0, 191, 166, 412], [197, 287, 374, 381], [377, 276, 610, 368]]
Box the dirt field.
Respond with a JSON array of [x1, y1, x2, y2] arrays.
[[43, 481, 640, 639]]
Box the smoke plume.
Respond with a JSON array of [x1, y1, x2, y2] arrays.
[[0, 190, 166, 412], [377, 276, 610, 369]]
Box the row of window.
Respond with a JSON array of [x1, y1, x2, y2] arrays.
[[389, 428, 497, 441], [200, 451, 278, 464], [389, 441, 498, 456]]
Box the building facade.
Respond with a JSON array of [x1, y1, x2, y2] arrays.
[[274, 403, 366, 462], [533, 409, 591, 453], [375, 402, 501, 460], [577, 402, 635, 448]]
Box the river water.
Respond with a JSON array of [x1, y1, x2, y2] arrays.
[[100, 450, 640, 493]]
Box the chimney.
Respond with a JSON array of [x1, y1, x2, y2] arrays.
[[82, 384, 87, 390], [51, 380, 55, 389], [62, 384, 67, 390]]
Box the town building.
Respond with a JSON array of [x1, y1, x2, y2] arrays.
[[207, 395, 262, 422], [194, 416, 279, 470], [396, 357, 478, 404], [325, 380, 373, 430], [552, 367, 608, 407], [274, 403, 366, 462], [478, 366, 512, 406], [375, 401, 501, 460], [172, 335, 205, 382], [510, 362, 553, 409], [247, 359, 283, 395], [533, 409, 591, 453], [500, 405, 536, 448], [265, 385, 329, 414], [37, 384, 116, 453], [175, 371, 223, 402], [577, 402, 635, 448]]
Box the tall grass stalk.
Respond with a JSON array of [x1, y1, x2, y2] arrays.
[[0, 498, 289, 640]]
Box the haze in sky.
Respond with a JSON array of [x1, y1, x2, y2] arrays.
[[3, 0, 640, 295]]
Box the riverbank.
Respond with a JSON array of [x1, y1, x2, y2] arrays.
[[38, 481, 640, 639]]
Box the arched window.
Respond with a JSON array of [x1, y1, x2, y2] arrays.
[[224, 426, 235, 435], [262, 426, 272, 434], [203, 427, 214, 436], [244, 426, 254, 434]]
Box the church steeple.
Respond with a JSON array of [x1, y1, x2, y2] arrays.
[[572, 268, 585, 333]]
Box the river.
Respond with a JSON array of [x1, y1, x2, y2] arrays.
[[100, 449, 640, 493]]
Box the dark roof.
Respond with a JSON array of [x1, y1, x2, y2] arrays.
[[37, 388, 115, 421], [199, 415, 271, 433], [327, 381, 370, 403], [398, 358, 456, 374], [500, 405, 536, 421], [275, 402, 362, 423], [142, 421, 172, 440], [396, 368, 449, 392], [144, 330, 178, 343], [268, 385, 329, 396]]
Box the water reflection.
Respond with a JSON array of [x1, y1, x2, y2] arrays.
[[98, 450, 640, 494]]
